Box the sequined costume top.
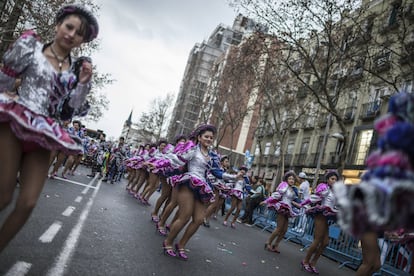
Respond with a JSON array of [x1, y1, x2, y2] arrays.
[[0, 31, 91, 154], [263, 182, 299, 217], [302, 183, 337, 218], [229, 177, 249, 200], [0, 31, 90, 119], [149, 144, 186, 176], [170, 141, 237, 203]]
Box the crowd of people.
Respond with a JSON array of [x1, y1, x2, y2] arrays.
[[0, 3, 413, 276], [47, 120, 131, 185], [119, 125, 346, 273], [119, 94, 414, 276]]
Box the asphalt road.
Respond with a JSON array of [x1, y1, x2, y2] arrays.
[[0, 166, 354, 276]]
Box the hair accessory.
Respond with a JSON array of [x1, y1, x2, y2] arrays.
[[56, 4, 99, 42], [192, 124, 217, 138], [325, 170, 339, 181], [283, 171, 296, 182]]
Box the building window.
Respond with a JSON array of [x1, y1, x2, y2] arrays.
[[264, 142, 271, 156], [369, 86, 389, 103], [402, 79, 413, 93], [254, 144, 260, 156], [388, 2, 401, 26], [287, 140, 295, 154], [352, 129, 374, 165], [300, 138, 310, 154], [373, 51, 391, 72], [316, 135, 324, 153]]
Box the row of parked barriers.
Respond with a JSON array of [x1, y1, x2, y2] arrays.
[[250, 206, 412, 276]]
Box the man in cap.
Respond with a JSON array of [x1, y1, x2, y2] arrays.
[[293, 172, 310, 232], [298, 172, 310, 201]]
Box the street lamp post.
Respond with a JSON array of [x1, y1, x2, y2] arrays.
[[312, 114, 331, 188], [312, 39, 347, 187], [312, 116, 345, 188], [176, 120, 184, 135]]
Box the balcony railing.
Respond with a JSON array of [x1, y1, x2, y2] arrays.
[[269, 155, 280, 165], [301, 116, 316, 130], [360, 102, 381, 120], [317, 114, 328, 127], [308, 153, 318, 166], [284, 154, 293, 165], [340, 106, 356, 124], [373, 52, 391, 72], [294, 153, 307, 165], [329, 151, 340, 165]]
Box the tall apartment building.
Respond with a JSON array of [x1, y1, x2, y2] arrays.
[[201, 32, 275, 167], [167, 14, 266, 141], [250, 0, 414, 185]]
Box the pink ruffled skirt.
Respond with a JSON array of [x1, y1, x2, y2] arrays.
[[306, 205, 337, 220], [171, 174, 215, 203], [229, 189, 244, 200], [0, 95, 82, 155], [215, 184, 231, 199], [265, 200, 298, 218]]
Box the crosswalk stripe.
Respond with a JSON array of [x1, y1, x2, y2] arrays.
[[62, 206, 75, 217], [39, 221, 62, 243], [4, 261, 32, 276]]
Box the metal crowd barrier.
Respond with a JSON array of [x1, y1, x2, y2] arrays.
[[252, 207, 277, 232], [324, 222, 362, 270], [375, 238, 412, 276], [251, 207, 413, 275]]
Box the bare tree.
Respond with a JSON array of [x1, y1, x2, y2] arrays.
[[230, 0, 374, 174], [202, 32, 267, 161], [260, 51, 318, 181], [136, 93, 175, 142]]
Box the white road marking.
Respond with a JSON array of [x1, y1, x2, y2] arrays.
[[53, 176, 98, 190], [4, 261, 32, 276], [46, 179, 102, 276], [62, 206, 75, 217], [39, 221, 62, 243], [74, 196, 82, 203], [81, 186, 89, 194]]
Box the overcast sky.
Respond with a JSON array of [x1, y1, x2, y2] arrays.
[[88, 0, 239, 139]]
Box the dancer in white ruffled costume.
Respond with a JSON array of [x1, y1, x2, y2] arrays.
[[0, 4, 98, 252]]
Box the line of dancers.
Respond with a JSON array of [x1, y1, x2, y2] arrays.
[[124, 124, 245, 260], [122, 92, 414, 275]]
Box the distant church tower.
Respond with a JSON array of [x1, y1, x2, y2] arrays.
[[125, 110, 133, 128], [121, 110, 134, 143]]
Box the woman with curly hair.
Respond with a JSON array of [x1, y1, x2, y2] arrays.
[[161, 124, 244, 260], [223, 166, 249, 229], [262, 171, 301, 253], [203, 155, 232, 227], [301, 170, 339, 274]]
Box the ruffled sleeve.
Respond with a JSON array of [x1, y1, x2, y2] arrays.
[[276, 182, 289, 194], [175, 140, 197, 161], [68, 82, 91, 109], [0, 30, 38, 93]]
